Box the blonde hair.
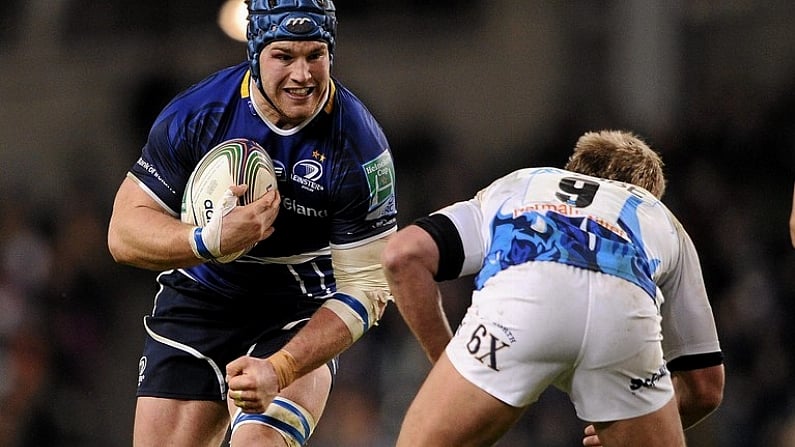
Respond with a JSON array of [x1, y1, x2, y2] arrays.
[[564, 130, 667, 198]]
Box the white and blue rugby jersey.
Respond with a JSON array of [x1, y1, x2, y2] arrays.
[[435, 167, 721, 362], [128, 62, 397, 300]]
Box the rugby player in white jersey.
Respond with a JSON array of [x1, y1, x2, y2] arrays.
[[382, 130, 724, 447]]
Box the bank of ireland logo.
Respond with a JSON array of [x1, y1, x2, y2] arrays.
[[363, 151, 396, 219]]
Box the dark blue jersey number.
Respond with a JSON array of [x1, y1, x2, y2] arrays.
[[555, 177, 600, 207]]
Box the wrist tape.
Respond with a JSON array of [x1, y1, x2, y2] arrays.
[[267, 349, 298, 391], [187, 188, 238, 260], [189, 227, 216, 260]]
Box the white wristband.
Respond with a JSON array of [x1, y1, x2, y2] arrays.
[[188, 227, 214, 260], [187, 188, 238, 260]]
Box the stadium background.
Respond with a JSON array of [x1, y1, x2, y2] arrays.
[[0, 1, 793, 445]]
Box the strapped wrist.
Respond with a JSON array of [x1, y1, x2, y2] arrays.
[[188, 226, 214, 260], [267, 349, 298, 391]]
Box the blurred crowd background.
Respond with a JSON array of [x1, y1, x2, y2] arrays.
[[1, 1, 794, 446]]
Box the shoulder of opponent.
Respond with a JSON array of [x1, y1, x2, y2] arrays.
[[474, 167, 564, 200]]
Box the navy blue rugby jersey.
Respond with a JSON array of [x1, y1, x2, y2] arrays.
[[128, 62, 397, 300]]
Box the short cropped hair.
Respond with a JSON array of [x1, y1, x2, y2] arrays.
[[564, 130, 667, 199]]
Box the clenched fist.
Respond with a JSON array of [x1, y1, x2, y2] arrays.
[[226, 355, 280, 414]]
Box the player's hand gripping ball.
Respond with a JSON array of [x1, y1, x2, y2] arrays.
[[181, 138, 277, 262]]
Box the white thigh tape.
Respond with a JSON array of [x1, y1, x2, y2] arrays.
[[231, 396, 316, 447]]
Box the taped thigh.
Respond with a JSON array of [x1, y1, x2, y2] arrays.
[[231, 396, 316, 447]]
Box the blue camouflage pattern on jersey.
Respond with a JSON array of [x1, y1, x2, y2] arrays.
[[128, 62, 396, 301], [475, 195, 658, 299]]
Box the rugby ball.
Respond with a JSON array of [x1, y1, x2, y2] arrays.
[[181, 138, 277, 262]]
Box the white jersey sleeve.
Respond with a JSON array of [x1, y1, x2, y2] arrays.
[[656, 213, 722, 362], [433, 198, 487, 277]]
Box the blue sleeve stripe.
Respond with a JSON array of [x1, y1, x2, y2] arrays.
[[192, 227, 214, 260], [330, 292, 369, 333]]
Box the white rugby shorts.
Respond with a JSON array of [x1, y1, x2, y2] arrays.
[[445, 261, 674, 422]]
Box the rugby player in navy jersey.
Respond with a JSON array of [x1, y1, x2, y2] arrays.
[[107, 1, 397, 446]]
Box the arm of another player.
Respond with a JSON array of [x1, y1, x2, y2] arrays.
[[671, 363, 724, 428], [382, 225, 453, 363], [383, 199, 486, 363], [108, 176, 279, 270], [789, 181, 795, 248], [583, 362, 724, 446]]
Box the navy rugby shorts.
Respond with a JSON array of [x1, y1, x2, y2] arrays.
[[136, 270, 336, 400]]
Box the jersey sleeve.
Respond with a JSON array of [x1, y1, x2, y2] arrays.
[[412, 213, 464, 281], [327, 92, 397, 248], [433, 198, 487, 278], [657, 215, 722, 363], [127, 68, 238, 215], [128, 102, 222, 215], [327, 147, 397, 248], [128, 112, 188, 215]]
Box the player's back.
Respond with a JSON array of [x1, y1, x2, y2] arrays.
[[472, 167, 680, 299]]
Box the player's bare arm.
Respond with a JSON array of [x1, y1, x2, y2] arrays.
[[108, 178, 279, 270], [671, 364, 724, 429], [382, 225, 453, 363], [108, 177, 202, 269], [582, 363, 725, 446], [227, 306, 352, 412], [227, 235, 392, 412]]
